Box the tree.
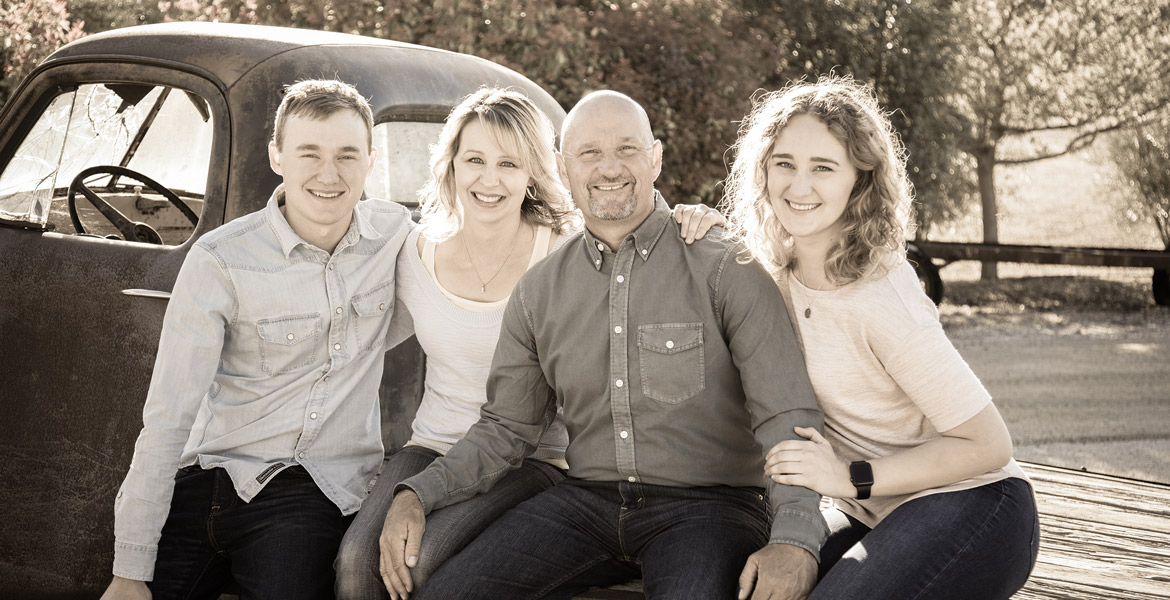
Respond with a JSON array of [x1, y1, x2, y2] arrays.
[[946, 0, 1170, 279], [1110, 117, 1170, 250], [0, 0, 86, 107]]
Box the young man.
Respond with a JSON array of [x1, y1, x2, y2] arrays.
[[101, 79, 412, 600], [381, 91, 826, 600]]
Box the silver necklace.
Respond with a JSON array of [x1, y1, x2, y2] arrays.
[[797, 263, 828, 318], [461, 221, 523, 294]]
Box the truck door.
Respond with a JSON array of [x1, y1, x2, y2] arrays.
[[0, 64, 230, 594]]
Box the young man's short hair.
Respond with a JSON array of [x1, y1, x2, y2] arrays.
[[272, 79, 374, 149]]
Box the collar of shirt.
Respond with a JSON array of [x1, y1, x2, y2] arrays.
[[581, 191, 672, 270], [266, 185, 383, 259]]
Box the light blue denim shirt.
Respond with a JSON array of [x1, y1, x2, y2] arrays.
[[112, 188, 411, 580]]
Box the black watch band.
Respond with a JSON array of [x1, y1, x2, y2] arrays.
[[849, 461, 874, 500]]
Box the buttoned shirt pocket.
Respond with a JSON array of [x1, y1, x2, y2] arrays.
[[637, 322, 705, 404], [351, 280, 394, 354], [257, 313, 321, 375]]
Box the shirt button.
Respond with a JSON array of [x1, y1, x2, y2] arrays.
[[310, 412, 318, 420], [329, 264, 335, 270], [286, 333, 295, 340], [615, 379, 624, 388], [333, 343, 341, 351], [616, 275, 625, 283], [335, 307, 343, 314], [641, 249, 648, 255], [298, 452, 305, 458], [597, 242, 605, 251], [666, 340, 675, 349], [323, 374, 330, 381], [619, 430, 629, 439], [595, 259, 601, 267], [614, 326, 622, 334], [379, 303, 386, 311], [627, 476, 636, 483]]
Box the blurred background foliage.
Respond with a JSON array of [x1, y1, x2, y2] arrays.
[[3, 0, 1169, 248]]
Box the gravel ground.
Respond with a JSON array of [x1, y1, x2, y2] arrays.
[[937, 268, 1170, 484]]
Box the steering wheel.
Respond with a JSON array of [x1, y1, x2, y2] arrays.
[[68, 165, 199, 244]]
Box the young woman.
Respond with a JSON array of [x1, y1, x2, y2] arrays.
[[335, 88, 722, 600], [724, 77, 1039, 600]]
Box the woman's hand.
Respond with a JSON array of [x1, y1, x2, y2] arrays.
[[765, 426, 854, 499], [672, 203, 725, 244]]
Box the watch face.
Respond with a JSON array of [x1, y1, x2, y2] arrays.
[[849, 461, 874, 486]]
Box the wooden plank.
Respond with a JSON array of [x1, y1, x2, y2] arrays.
[[1020, 462, 1170, 600]]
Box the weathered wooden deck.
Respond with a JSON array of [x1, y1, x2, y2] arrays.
[[575, 462, 1170, 599]]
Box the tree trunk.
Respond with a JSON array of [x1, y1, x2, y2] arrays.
[[975, 147, 998, 280]]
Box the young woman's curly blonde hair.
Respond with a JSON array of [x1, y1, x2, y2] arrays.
[[722, 75, 914, 284], [417, 87, 579, 241]]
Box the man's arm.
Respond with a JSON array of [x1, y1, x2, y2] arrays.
[[397, 279, 556, 512], [717, 250, 826, 599], [109, 244, 233, 583], [379, 280, 556, 596]]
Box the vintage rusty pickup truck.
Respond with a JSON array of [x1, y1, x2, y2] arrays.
[[0, 22, 565, 598]]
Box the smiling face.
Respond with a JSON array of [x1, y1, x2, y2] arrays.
[[453, 117, 532, 227], [766, 113, 858, 247], [268, 108, 375, 249], [558, 93, 661, 233]]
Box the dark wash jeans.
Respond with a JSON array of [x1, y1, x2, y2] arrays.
[[414, 478, 770, 600], [149, 465, 353, 600], [334, 445, 567, 599], [811, 477, 1039, 600]]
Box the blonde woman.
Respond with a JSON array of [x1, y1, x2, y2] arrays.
[[725, 76, 1038, 600], [335, 88, 722, 600]]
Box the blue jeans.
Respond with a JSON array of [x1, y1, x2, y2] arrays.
[[415, 478, 770, 600], [149, 465, 352, 600], [335, 445, 566, 599], [810, 477, 1039, 600]]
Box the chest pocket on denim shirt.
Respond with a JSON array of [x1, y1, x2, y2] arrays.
[[257, 313, 321, 375], [637, 322, 705, 404], [351, 280, 394, 354]]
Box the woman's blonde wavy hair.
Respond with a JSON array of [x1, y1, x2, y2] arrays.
[[417, 87, 579, 241], [723, 75, 913, 284]]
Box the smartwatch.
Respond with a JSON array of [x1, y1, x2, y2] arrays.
[[849, 461, 874, 500]]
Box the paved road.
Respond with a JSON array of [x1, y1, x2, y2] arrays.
[[949, 324, 1170, 484]]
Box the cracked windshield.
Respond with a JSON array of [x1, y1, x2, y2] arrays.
[[0, 83, 212, 244]]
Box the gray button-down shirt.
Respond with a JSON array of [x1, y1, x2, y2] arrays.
[[404, 193, 827, 554], [112, 188, 411, 580]]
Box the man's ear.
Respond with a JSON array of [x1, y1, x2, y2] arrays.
[[366, 146, 377, 177], [268, 141, 283, 176], [650, 139, 663, 182], [556, 152, 571, 190]]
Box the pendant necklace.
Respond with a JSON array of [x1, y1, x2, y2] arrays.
[[797, 262, 828, 318], [462, 221, 523, 294]]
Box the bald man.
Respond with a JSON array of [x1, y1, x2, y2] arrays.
[[382, 91, 826, 600]]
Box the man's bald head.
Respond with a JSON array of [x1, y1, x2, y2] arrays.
[[555, 90, 663, 247], [560, 91, 654, 152]]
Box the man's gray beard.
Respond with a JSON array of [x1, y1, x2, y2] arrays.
[[588, 193, 638, 221]]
